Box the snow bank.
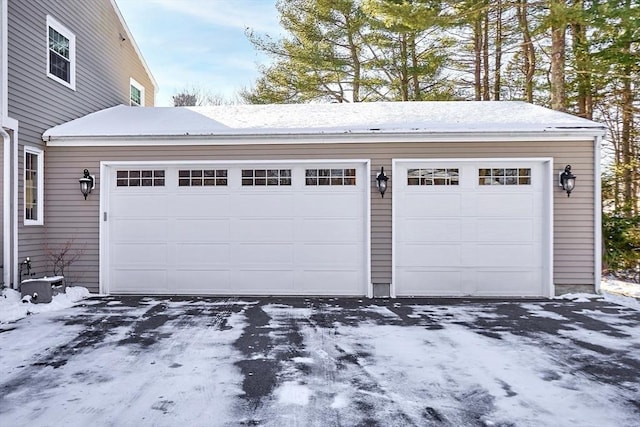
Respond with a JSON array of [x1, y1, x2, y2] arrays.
[[0, 286, 91, 325], [601, 276, 640, 299]]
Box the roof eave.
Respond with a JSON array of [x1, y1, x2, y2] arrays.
[[44, 127, 607, 147]]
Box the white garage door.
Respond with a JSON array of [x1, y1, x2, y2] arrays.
[[104, 162, 368, 296], [394, 160, 550, 297]]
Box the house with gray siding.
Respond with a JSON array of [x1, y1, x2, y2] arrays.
[[1, 0, 156, 288], [43, 102, 607, 298]]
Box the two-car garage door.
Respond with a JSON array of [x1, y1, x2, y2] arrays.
[[104, 162, 369, 296]]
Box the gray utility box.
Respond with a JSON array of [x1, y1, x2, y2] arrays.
[[20, 276, 65, 304]]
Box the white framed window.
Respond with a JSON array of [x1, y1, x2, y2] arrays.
[[179, 169, 227, 187], [116, 170, 165, 187], [241, 169, 291, 186], [478, 168, 531, 186], [24, 147, 44, 225], [408, 168, 459, 186], [46, 15, 76, 90], [130, 78, 145, 106], [305, 168, 356, 186]]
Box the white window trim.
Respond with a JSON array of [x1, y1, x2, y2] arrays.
[[130, 77, 145, 106], [24, 146, 44, 226], [46, 15, 76, 90]]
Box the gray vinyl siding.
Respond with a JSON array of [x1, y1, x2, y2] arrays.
[[7, 0, 154, 281], [46, 139, 597, 293]]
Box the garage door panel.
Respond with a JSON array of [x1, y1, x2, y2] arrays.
[[174, 219, 230, 241], [399, 244, 461, 267], [477, 244, 537, 267], [298, 218, 362, 242], [112, 219, 168, 242], [112, 242, 168, 265], [298, 271, 363, 295], [112, 194, 169, 217], [298, 243, 361, 266], [172, 194, 231, 217], [171, 270, 231, 292], [174, 243, 230, 265], [233, 194, 294, 216], [234, 219, 294, 242], [400, 194, 461, 217], [476, 194, 534, 217], [477, 218, 535, 242], [401, 218, 461, 242], [297, 193, 362, 217], [474, 270, 541, 296], [110, 269, 168, 293], [232, 270, 295, 292], [398, 270, 463, 295], [232, 243, 293, 266]]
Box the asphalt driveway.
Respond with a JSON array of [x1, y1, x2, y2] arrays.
[[1, 296, 639, 426]]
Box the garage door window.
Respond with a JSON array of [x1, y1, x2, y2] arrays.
[[116, 170, 165, 187], [179, 169, 227, 186], [305, 168, 356, 186], [242, 169, 291, 186], [407, 168, 459, 186], [479, 168, 531, 186]]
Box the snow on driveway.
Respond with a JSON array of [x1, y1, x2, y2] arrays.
[[1, 295, 639, 426]]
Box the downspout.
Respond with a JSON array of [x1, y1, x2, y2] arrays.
[[594, 134, 603, 293]]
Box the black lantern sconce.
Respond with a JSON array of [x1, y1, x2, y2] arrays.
[[559, 165, 576, 197], [79, 169, 95, 200], [376, 166, 389, 198]]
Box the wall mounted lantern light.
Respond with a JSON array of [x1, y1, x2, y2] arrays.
[[376, 166, 389, 198], [559, 165, 576, 197], [79, 169, 95, 200]]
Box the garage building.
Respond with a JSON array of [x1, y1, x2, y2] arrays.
[[42, 101, 606, 297]]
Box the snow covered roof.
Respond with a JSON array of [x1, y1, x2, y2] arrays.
[[43, 101, 606, 143]]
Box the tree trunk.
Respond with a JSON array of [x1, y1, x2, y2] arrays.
[[571, 0, 592, 119], [494, 0, 502, 101], [550, 1, 567, 111], [482, 6, 490, 100], [621, 68, 634, 214], [400, 33, 410, 101], [410, 33, 420, 100], [345, 14, 361, 103], [474, 14, 482, 101], [517, 0, 535, 103]]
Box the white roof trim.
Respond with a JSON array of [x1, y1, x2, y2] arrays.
[[46, 130, 604, 147]]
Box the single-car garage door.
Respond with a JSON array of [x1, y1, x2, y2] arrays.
[[103, 161, 369, 296], [393, 159, 551, 297]]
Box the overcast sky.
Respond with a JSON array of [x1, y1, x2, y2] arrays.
[[116, 0, 281, 106]]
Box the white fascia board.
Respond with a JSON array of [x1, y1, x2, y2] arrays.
[[45, 129, 607, 147]]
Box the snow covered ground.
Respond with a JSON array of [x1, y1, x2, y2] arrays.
[[601, 276, 640, 300], [0, 290, 639, 426], [0, 286, 90, 325]]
